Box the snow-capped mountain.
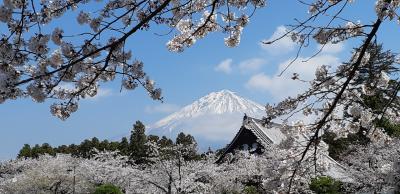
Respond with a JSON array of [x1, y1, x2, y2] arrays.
[[148, 90, 265, 149]]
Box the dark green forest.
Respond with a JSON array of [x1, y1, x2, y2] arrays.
[[17, 121, 210, 162]]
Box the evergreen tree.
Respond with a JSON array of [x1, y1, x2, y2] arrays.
[[55, 145, 69, 154], [99, 140, 110, 151], [41, 143, 55, 156], [147, 135, 160, 143], [30, 144, 41, 158], [176, 132, 196, 146], [175, 132, 199, 160], [16, 127, 204, 161], [68, 144, 79, 157], [91, 137, 100, 149], [108, 141, 120, 152], [129, 121, 148, 163], [79, 139, 94, 158], [18, 144, 32, 158], [356, 44, 400, 136], [158, 136, 174, 148], [118, 137, 129, 155]]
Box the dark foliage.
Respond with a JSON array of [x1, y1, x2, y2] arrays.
[[309, 176, 342, 194], [129, 121, 148, 163], [322, 131, 369, 161], [17, 121, 203, 162], [92, 184, 123, 194]]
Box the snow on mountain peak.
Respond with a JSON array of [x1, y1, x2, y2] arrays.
[[193, 89, 264, 114], [149, 90, 265, 131]]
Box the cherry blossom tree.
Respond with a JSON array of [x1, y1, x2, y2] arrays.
[[260, 0, 400, 191], [0, 0, 266, 119], [0, 142, 332, 193], [5, 139, 399, 193], [339, 138, 400, 193], [125, 141, 216, 193], [0, 151, 142, 193], [0, 154, 93, 193]]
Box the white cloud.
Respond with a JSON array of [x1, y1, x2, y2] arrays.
[[318, 42, 345, 54], [245, 55, 340, 101], [214, 58, 233, 74], [148, 113, 254, 142], [246, 73, 272, 91], [260, 26, 296, 55], [238, 58, 266, 74], [145, 103, 180, 114]]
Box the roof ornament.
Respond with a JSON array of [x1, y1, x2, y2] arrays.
[[262, 116, 272, 127], [242, 113, 249, 125]]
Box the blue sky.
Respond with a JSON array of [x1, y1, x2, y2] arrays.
[[1, 0, 398, 160]]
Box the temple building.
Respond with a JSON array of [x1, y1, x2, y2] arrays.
[[216, 115, 286, 163], [216, 114, 353, 183]]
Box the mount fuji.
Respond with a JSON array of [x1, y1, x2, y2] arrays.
[[147, 90, 266, 150]]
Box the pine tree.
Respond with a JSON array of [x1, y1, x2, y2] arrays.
[[18, 144, 32, 158], [158, 136, 174, 148], [176, 132, 196, 146], [99, 140, 110, 151], [41, 143, 55, 156], [118, 137, 129, 155], [31, 144, 41, 158], [55, 145, 69, 154], [79, 139, 94, 158], [91, 137, 100, 149], [129, 121, 148, 163], [175, 132, 199, 160], [147, 135, 160, 143], [68, 144, 79, 157]]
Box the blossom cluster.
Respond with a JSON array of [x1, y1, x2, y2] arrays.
[[166, 0, 266, 52], [341, 139, 400, 192], [265, 43, 399, 144], [0, 0, 267, 119], [312, 21, 364, 44]]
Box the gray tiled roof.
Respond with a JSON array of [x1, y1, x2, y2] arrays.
[[242, 116, 286, 146]]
